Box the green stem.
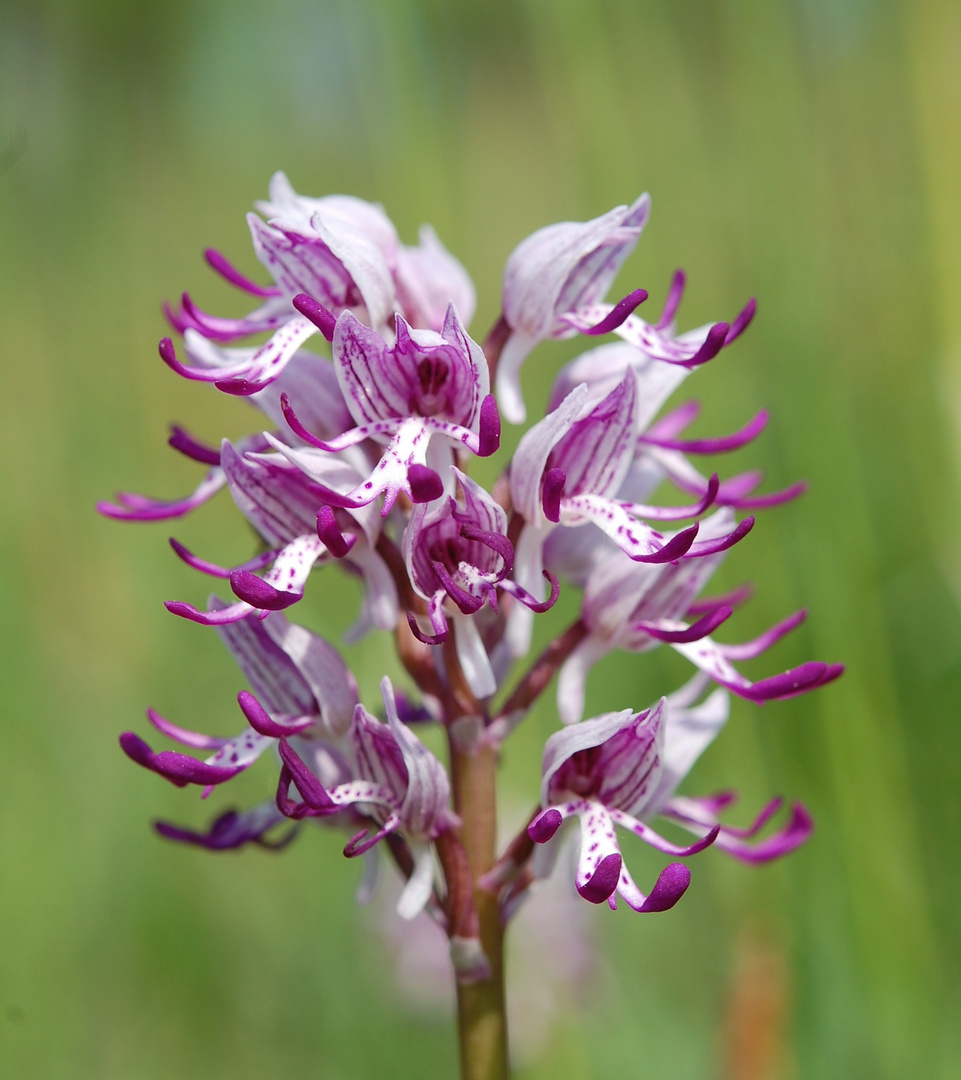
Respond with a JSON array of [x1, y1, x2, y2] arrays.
[[450, 738, 510, 1080]]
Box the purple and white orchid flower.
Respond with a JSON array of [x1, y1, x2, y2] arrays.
[[527, 698, 715, 912], [163, 439, 397, 634], [527, 684, 812, 912], [162, 174, 476, 399], [495, 195, 754, 426], [556, 518, 841, 723], [119, 607, 358, 795], [496, 193, 651, 423], [279, 301, 500, 514], [403, 467, 558, 698], [506, 374, 748, 657], [277, 677, 457, 919]]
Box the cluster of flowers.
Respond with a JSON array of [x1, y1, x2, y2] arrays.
[[104, 175, 840, 974]]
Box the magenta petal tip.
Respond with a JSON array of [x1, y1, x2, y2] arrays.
[[292, 293, 336, 342], [229, 570, 302, 610], [639, 863, 691, 912], [528, 808, 564, 844], [408, 464, 445, 504], [576, 852, 622, 904]]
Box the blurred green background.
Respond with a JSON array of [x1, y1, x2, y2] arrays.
[[2, 0, 960, 1076]]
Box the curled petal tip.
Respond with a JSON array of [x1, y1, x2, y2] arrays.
[[292, 293, 336, 341], [119, 731, 154, 769], [158, 337, 177, 366], [528, 807, 564, 843], [407, 464, 445, 504], [634, 522, 699, 564], [168, 426, 221, 466], [214, 377, 261, 396], [120, 731, 241, 787], [740, 660, 830, 702], [164, 600, 209, 623], [236, 690, 310, 739], [683, 322, 729, 368], [726, 297, 757, 343], [316, 506, 356, 558], [280, 392, 335, 450], [229, 570, 302, 611], [638, 605, 733, 643], [405, 611, 448, 646], [639, 863, 691, 913], [477, 395, 501, 457], [277, 738, 336, 811], [542, 468, 566, 523], [583, 288, 649, 336], [576, 852, 622, 904]]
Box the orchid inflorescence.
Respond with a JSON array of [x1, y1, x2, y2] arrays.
[[104, 174, 841, 1076]]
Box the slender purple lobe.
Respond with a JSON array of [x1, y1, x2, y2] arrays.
[[119, 732, 242, 787], [576, 852, 622, 904], [229, 570, 303, 611], [164, 599, 252, 625], [168, 426, 221, 466], [158, 336, 193, 378], [343, 822, 397, 858], [583, 288, 648, 335], [542, 468, 566, 524], [155, 811, 296, 851], [477, 395, 501, 457], [681, 323, 729, 368], [656, 270, 686, 329], [725, 298, 756, 343], [683, 515, 754, 558], [213, 376, 260, 396], [408, 464, 445, 504], [634, 523, 699, 564], [722, 796, 784, 839], [739, 661, 828, 702], [812, 663, 844, 691], [316, 506, 356, 558], [433, 560, 485, 614], [204, 248, 282, 297], [405, 610, 449, 646], [637, 606, 734, 643], [279, 393, 337, 451], [292, 293, 336, 342], [277, 738, 336, 811], [237, 691, 313, 738], [499, 571, 560, 613], [459, 524, 514, 575], [528, 807, 564, 843], [726, 480, 808, 510], [687, 583, 754, 616], [720, 609, 806, 661], [638, 862, 690, 913], [645, 399, 700, 440], [641, 411, 769, 455], [168, 538, 278, 579], [146, 708, 230, 750]]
